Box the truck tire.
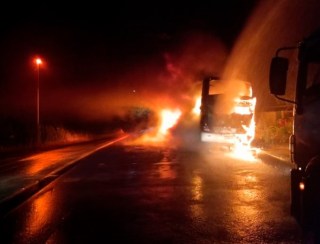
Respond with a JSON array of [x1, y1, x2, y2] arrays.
[[290, 168, 303, 224], [302, 155, 320, 241]]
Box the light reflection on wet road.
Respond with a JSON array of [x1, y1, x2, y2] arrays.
[[0, 141, 301, 243], [0, 136, 129, 201]]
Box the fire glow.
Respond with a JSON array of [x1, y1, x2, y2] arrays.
[[159, 109, 182, 135], [192, 96, 201, 116], [234, 97, 256, 143], [233, 97, 256, 115], [136, 108, 182, 144], [193, 93, 258, 161], [229, 96, 258, 161]]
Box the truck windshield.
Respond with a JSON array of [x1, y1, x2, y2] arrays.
[[205, 94, 253, 133]]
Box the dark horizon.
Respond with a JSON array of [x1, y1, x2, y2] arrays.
[[0, 1, 258, 124]]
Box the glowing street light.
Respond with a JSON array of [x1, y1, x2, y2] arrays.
[[35, 58, 42, 145]]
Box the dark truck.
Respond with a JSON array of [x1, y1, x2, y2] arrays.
[[269, 28, 320, 240]]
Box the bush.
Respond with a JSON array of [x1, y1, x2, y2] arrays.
[[41, 125, 90, 145]]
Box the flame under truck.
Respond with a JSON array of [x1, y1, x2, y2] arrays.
[[269, 28, 320, 240]]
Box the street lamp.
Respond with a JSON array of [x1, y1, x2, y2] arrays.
[[35, 58, 42, 145]]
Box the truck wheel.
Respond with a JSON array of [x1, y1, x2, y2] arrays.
[[290, 168, 303, 223], [303, 155, 320, 239]]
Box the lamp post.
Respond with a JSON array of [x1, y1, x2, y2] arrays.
[[35, 58, 42, 145]]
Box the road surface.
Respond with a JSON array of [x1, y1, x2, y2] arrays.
[[0, 137, 301, 243]]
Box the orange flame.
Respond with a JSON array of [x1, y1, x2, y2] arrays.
[[133, 108, 182, 144], [231, 97, 257, 161], [159, 109, 182, 135], [192, 96, 201, 115], [192, 93, 258, 160]]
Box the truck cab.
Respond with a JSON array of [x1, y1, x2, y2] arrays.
[[269, 28, 320, 239]]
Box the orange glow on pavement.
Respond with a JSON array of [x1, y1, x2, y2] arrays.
[[24, 189, 56, 237], [21, 150, 69, 175]]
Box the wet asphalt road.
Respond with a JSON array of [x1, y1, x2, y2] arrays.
[[0, 139, 301, 243]]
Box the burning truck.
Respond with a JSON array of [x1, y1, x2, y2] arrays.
[[198, 76, 256, 150]]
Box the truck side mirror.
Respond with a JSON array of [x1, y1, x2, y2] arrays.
[[269, 57, 289, 95]]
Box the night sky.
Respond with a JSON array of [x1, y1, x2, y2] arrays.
[[0, 1, 258, 123]]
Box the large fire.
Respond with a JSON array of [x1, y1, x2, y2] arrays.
[[128, 79, 258, 161], [159, 109, 182, 135], [136, 108, 182, 143], [193, 93, 258, 161], [231, 96, 257, 161]]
